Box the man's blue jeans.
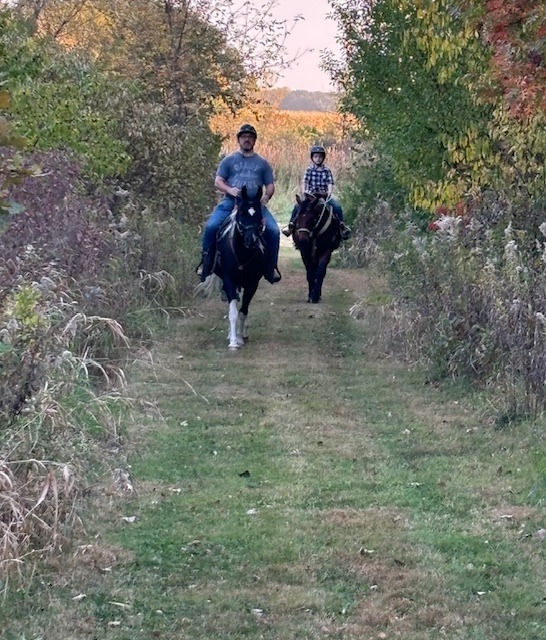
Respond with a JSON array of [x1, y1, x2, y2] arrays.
[[202, 196, 280, 276]]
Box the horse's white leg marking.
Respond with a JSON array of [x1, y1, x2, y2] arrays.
[[228, 300, 241, 349], [238, 311, 249, 342]]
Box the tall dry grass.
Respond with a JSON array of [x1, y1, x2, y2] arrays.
[[373, 197, 546, 418], [0, 149, 137, 586], [210, 107, 354, 218]]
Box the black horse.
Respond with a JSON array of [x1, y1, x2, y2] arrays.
[[291, 193, 341, 303], [213, 186, 267, 349]]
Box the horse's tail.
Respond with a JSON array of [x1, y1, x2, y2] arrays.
[[193, 274, 223, 298]]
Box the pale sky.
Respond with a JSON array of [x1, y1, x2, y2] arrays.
[[270, 0, 341, 92]]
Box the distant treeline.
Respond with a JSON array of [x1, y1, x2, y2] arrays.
[[260, 89, 338, 113]]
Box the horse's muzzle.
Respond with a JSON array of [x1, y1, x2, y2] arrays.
[[295, 228, 313, 243], [242, 231, 260, 250]]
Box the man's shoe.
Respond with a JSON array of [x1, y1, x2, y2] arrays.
[[199, 251, 212, 282], [281, 223, 293, 237], [265, 268, 282, 284]]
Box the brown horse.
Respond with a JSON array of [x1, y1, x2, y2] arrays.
[[291, 193, 341, 303]]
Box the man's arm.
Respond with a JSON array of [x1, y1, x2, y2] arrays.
[[261, 182, 275, 205], [215, 175, 239, 198]]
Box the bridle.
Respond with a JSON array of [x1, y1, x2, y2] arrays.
[[295, 197, 331, 239], [231, 203, 265, 270]]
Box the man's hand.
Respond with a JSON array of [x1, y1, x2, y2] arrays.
[[261, 193, 271, 205], [227, 186, 240, 198]]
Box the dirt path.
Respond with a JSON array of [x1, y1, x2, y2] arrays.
[[94, 241, 544, 639], [6, 238, 544, 639]]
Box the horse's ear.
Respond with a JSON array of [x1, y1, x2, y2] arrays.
[[296, 194, 301, 204], [241, 185, 248, 199], [256, 186, 263, 201]]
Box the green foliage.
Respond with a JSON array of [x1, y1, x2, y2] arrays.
[[11, 61, 130, 179], [331, 0, 492, 212], [0, 10, 130, 180], [0, 17, 36, 219], [327, 1, 499, 213], [341, 145, 408, 226], [120, 101, 219, 223], [332, 0, 546, 216]]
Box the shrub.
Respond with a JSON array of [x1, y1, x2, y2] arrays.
[[381, 197, 546, 416]]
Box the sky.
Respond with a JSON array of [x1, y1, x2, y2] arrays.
[[269, 0, 341, 92]]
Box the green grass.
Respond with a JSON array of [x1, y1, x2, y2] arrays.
[[2, 256, 545, 639]]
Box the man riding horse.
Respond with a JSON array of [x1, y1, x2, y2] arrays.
[[198, 124, 281, 284]]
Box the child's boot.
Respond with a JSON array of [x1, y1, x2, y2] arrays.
[[282, 222, 294, 237]]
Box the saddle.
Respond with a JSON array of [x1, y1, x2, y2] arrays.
[[217, 210, 238, 241]]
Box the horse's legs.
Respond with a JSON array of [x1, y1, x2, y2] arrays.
[[221, 274, 244, 349], [237, 310, 249, 342], [311, 251, 333, 303], [238, 278, 260, 342], [307, 263, 319, 303], [299, 249, 316, 302], [228, 299, 243, 349]]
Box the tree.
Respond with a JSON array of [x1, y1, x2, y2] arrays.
[[13, 0, 299, 115], [330, 0, 546, 213], [478, 0, 546, 119], [329, 0, 492, 210]]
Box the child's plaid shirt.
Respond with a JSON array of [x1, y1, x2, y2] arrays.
[[303, 163, 334, 194]]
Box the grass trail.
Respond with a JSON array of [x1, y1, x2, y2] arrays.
[[2, 241, 545, 639]]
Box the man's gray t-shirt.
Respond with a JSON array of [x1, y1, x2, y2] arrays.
[[216, 152, 274, 199]]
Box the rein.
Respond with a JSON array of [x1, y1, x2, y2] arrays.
[[298, 200, 333, 238], [226, 209, 264, 271]]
